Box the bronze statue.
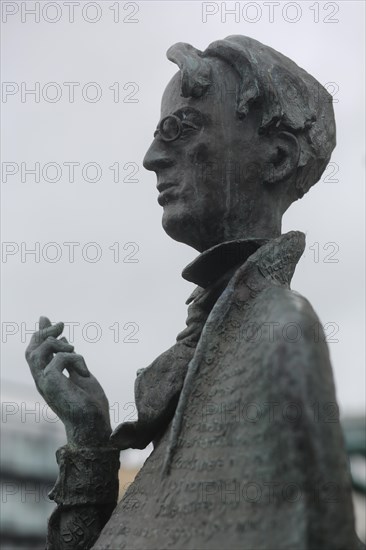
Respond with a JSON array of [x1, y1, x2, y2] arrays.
[[26, 35, 360, 549]]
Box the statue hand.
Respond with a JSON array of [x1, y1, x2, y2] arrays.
[[26, 316, 112, 447]]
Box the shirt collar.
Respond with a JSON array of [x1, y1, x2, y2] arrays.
[[181, 237, 268, 288], [182, 231, 306, 290]]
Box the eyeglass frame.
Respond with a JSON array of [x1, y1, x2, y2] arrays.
[[153, 114, 200, 142]]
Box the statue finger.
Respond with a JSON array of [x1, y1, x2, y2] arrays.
[[28, 337, 74, 379], [39, 316, 52, 330], [44, 352, 90, 379], [38, 353, 86, 411], [26, 319, 65, 359]]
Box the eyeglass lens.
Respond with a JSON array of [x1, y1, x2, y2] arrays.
[[159, 115, 181, 141]]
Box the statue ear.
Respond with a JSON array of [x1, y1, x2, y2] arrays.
[[263, 131, 300, 185]]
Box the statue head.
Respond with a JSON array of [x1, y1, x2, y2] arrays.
[[143, 35, 336, 252]]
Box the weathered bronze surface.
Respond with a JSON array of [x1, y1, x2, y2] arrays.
[[26, 36, 360, 549]]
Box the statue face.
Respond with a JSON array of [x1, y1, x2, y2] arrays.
[[143, 59, 273, 252]]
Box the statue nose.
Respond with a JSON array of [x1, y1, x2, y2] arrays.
[[143, 140, 175, 171]]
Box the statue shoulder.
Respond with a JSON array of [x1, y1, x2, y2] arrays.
[[267, 286, 326, 339], [217, 278, 332, 370], [265, 286, 322, 326]]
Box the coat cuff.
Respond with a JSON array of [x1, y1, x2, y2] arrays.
[[48, 445, 120, 506]]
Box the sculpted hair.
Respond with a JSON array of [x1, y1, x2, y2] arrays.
[[167, 35, 336, 201]]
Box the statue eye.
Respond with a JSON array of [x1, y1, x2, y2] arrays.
[[180, 109, 203, 128], [161, 115, 181, 140], [154, 114, 200, 142], [182, 120, 199, 131], [154, 110, 201, 141]]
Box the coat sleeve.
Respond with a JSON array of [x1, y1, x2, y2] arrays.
[[46, 445, 120, 550]]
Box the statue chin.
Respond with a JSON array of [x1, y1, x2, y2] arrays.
[[161, 209, 202, 251]]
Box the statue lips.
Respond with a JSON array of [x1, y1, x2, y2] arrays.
[[157, 182, 179, 206]]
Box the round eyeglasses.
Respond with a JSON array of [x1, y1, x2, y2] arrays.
[[153, 114, 199, 142]]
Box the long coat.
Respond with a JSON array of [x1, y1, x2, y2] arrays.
[[94, 231, 358, 550]]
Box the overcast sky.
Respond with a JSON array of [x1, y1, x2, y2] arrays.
[[1, 1, 365, 465]]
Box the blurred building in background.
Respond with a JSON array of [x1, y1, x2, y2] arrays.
[[0, 380, 140, 549], [343, 415, 366, 543], [1, 380, 365, 548], [1, 381, 64, 549]]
